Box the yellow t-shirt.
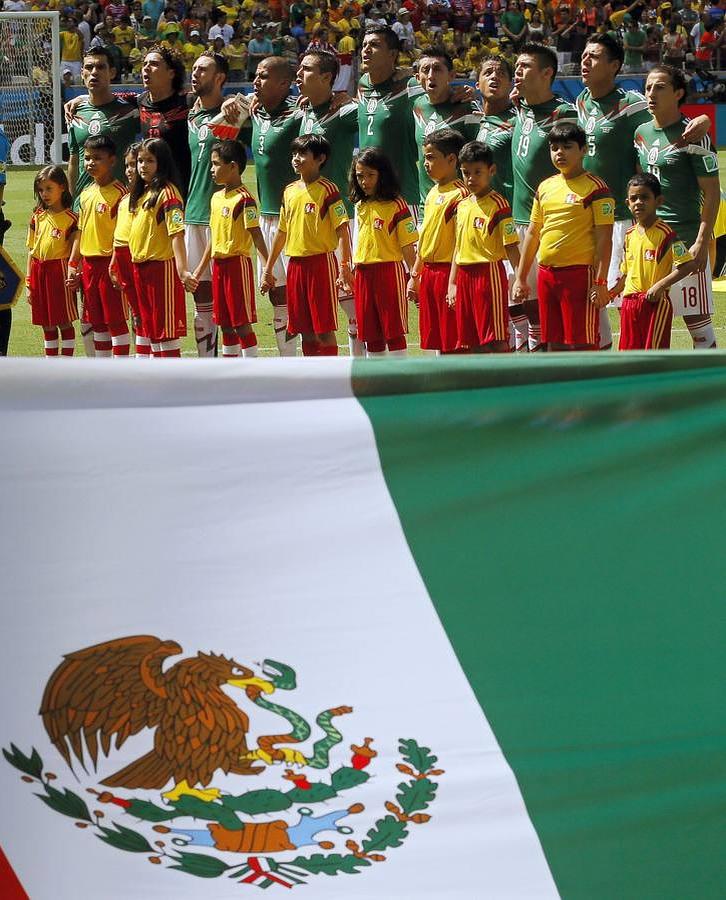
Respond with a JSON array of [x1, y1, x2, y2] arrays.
[[621, 220, 693, 295], [224, 41, 247, 73], [337, 34, 356, 57], [112, 25, 136, 58], [129, 47, 143, 74], [128, 185, 185, 263], [419, 180, 469, 264], [182, 41, 205, 70], [217, 2, 240, 24], [113, 195, 133, 247], [531, 172, 615, 267], [60, 31, 83, 62], [279, 177, 349, 258], [455, 191, 518, 265], [415, 30, 432, 48], [354, 197, 418, 265], [78, 180, 128, 257], [26, 208, 78, 260], [210, 185, 260, 258]]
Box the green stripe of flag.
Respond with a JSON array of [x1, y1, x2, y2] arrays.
[[354, 354, 726, 899]]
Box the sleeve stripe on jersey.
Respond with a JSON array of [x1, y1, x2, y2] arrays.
[[583, 187, 614, 208], [233, 195, 255, 219], [156, 198, 183, 224], [656, 228, 676, 263], [488, 207, 511, 234], [389, 207, 411, 233]]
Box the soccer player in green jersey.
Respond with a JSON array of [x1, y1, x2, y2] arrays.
[[68, 46, 139, 356], [635, 65, 720, 348], [412, 50, 481, 208], [578, 34, 711, 350], [512, 42, 577, 349], [241, 57, 301, 356], [296, 49, 363, 356], [357, 25, 423, 213], [185, 51, 234, 357]]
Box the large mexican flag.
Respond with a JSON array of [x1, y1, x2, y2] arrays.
[[1, 356, 724, 899]]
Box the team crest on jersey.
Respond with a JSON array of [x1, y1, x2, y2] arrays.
[[5, 637, 443, 890], [260, 119, 271, 135], [473, 217, 485, 229], [522, 116, 534, 135], [647, 148, 660, 165], [424, 120, 437, 136], [564, 193, 580, 205], [88, 119, 101, 136], [373, 217, 384, 230], [198, 124, 209, 142], [585, 116, 596, 135], [304, 120, 314, 134], [51, 227, 62, 240], [367, 97, 378, 114], [436, 194, 446, 205], [96, 202, 108, 214], [644, 249, 656, 261], [305, 203, 316, 214], [222, 206, 231, 218]]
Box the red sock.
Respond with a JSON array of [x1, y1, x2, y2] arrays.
[[59, 325, 75, 356], [159, 339, 181, 358], [318, 344, 338, 356], [366, 339, 386, 353], [239, 331, 257, 349], [43, 328, 59, 357], [109, 323, 130, 356], [387, 335, 406, 352], [93, 326, 112, 355], [302, 340, 320, 356]]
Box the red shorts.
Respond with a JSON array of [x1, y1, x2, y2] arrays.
[[113, 245, 141, 321], [81, 255, 127, 327], [287, 252, 339, 335], [212, 255, 257, 329], [619, 292, 672, 350], [455, 260, 509, 349], [419, 262, 457, 352], [132, 258, 187, 341], [28, 258, 78, 326], [354, 261, 408, 344], [537, 264, 598, 347]]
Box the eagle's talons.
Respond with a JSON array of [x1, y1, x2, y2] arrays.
[[162, 780, 222, 803], [277, 748, 307, 766], [242, 748, 308, 767]]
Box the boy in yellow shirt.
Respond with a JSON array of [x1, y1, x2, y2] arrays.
[[407, 128, 468, 354], [67, 135, 130, 356], [611, 173, 695, 350], [447, 141, 520, 353], [261, 134, 352, 357], [513, 122, 614, 351]]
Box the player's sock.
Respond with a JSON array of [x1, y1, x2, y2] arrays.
[[59, 325, 75, 357], [387, 336, 407, 353], [340, 297, 364, 356], [302, 339, 320, 356], [80, 321, 95, 357], [366, 339, 386, 356], [273, 306, 298, 357], [239, 332, 258, 358], [222, 332, 241, 358], [598, 308, 612, 350], [135, 335, 152, 358], [93, 330, 113, 357], [686, 315, 717, 349], [43, 328, 59, 357], [109, 324, 131, 357], [151, 341, 162, 357], [194, 301, 217, 357], [318, 343, 338, 356], [510, 313, 529, 351], [159, 339, 181, 357], [528, 322, 542, 352]]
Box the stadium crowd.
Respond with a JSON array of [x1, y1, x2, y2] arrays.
[[5, 0, 726, 83]]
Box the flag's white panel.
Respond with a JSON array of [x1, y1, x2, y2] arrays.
[[0, 360, 558, 899]]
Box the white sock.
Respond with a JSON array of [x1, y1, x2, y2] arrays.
[[528, 321, 542, 352], [93, 331, 112, 358], [222, 340, 241, 358], [273, 306, 297, 357], [80, 322, 95, 357], [135, 335, 151, 358], [511, 313, 528, 351], [44, 337, 59, 354], [599, 308, 612, 350], [151, 342, 162, 356], [686, 317, 717, 349], [194, 302, 217, 357], [242, 345, 258, 358], [61, 338, 75, 354], [111, 333, 131, 356], [340, 296, 365, 357]]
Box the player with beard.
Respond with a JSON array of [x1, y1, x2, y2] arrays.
[[578, 35, 710, 350], [413, 50, 481, 209], [185, 51, 236, 358]]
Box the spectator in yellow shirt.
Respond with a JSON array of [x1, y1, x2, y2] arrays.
[[225, 31, 248, 81], [60, 17, 84, 82], [182, 29, 206, 71]]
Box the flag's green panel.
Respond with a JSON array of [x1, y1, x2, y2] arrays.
[[354, 354, 726, 900]]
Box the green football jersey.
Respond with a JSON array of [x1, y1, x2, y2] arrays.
[[357, 73, 423, 206], [299, 98, 358, 215], [67, 97, 139, 210], [577, 87, 650, 220], [412, 94, 481, 206], [186, 103, 239, 226], [634, 117, 719, 246], [241, 95, 301, 216], [511, 96, 577, 225], [477, 107, 517, 205]]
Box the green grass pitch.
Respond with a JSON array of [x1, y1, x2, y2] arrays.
[[4, 156, 726, 356]]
